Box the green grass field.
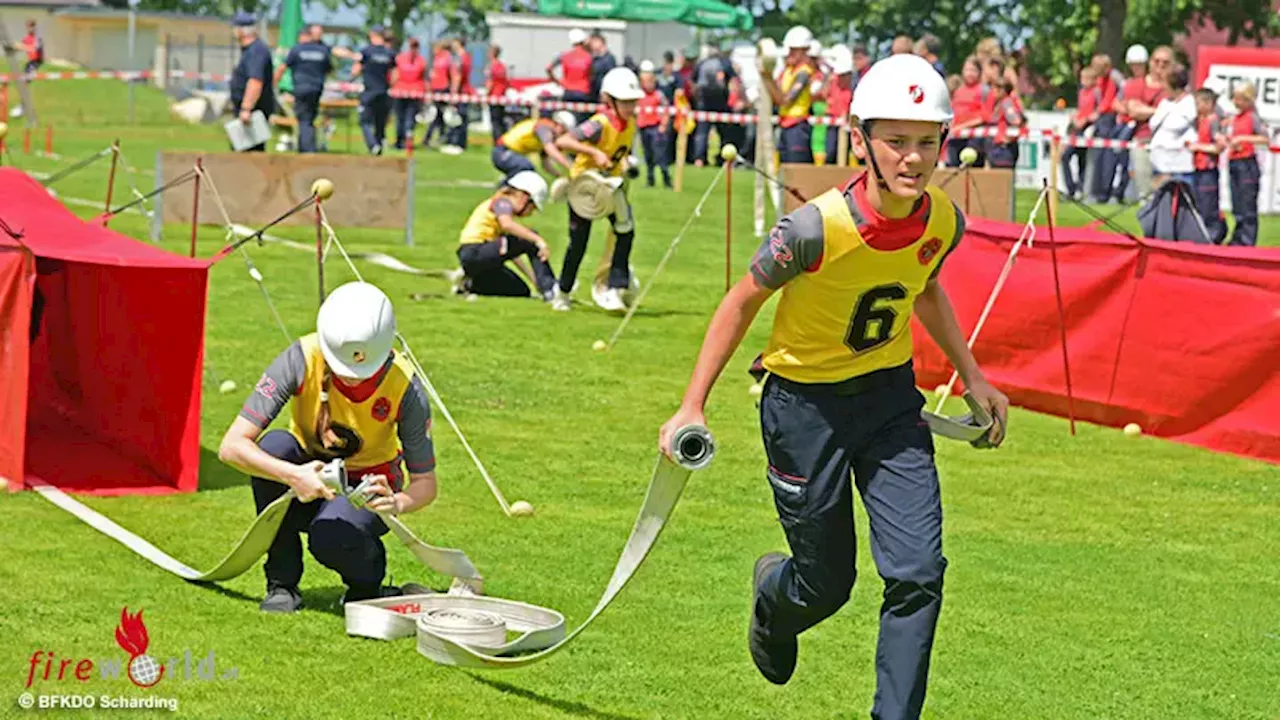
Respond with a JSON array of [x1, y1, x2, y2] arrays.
[[1, 79, 1279, 719]]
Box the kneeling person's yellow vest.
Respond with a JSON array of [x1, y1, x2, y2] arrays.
[[289, 333, 416, 469]]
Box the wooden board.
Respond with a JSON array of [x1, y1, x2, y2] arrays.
[[780, 164, 1015, 221], [160, 153, 409, 229]]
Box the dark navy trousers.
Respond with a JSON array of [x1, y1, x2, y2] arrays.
[[1228, 157, 1261, 247], [359, 93, 392, 152], [491, 145, 535, 178], [754, 364, 945, 720], [250, 430, 389, 595]]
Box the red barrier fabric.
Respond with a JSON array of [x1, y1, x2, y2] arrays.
[[0, 246, 33, 489], [913, 217, 1280, 465], [0, 168, 208, 494]]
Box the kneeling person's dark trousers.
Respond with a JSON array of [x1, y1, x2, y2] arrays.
[[491, 146, 536, 178], [754, 364, 945, 720], [250, 430, 390, 598], [458, 237, 556, 297]]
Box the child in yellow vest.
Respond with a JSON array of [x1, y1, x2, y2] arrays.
[[456, 171, 555, 299], [550, 66, 643, 312], [218, 282, 437, 613], [491, 110, 577, 178], [659, 55, 1009, 717]]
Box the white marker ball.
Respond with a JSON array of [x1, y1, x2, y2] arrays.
[[310, 178, 335, 201], [248, 267, 264, 282], [0, 476, 9, 491], [218, 379, 238, 394], [748, 383, 763, 397], [466, 294, 479, 303], [592, 339, 607, 352], [510, 500, 535, 517], [959, 147, 979, 165], [720, 143, 738, 162], [1123, 423, 1142, 437]]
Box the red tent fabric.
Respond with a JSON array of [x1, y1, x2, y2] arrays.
[[913, 216, 1280, 465], [0, 168, 208, 494]]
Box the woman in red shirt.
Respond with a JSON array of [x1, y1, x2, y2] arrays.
[[391, 38, 426, 150], [947, 57, 988, 166], [821, 54, 854, 166], [986, 79, 1024, 168], [485, 44, 511, 142], [423, 41, 454, 148], [443, 38, 472, 153]]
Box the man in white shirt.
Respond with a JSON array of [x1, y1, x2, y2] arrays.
[[1147, 65, 1197, 183]]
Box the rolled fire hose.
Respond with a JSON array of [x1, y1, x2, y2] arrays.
[[341, 424, 716, 669], [565, 171, 623, 220], [30, 461, 483, 586], [921, 392, 998, 447], [442, 106, 463, 129]]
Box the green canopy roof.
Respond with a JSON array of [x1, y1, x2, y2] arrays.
[[538, 0, 753, 31]]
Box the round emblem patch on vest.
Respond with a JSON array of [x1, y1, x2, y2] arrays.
[[918, 237, 943, 265], [372, 396, 392, 422]]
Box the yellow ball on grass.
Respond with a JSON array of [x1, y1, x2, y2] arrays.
[[510, 500, 535, 517], [1123, 423, 1142, 437]]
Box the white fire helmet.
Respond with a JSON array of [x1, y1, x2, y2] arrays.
[[317, 282, 396, 380], [505, 170, 549, 210], [568, 28, 587, 45], [849, 54, 953, 126], [600, 67, 644, 101], [552, 110, 577, 132], [782, 26, 813, 50]]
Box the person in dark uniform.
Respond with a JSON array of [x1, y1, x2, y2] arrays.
[[351, 26, 395, 155], [588, 32, 618, 102], [275, 29, 332, 153], [229, 12, 274, 152]]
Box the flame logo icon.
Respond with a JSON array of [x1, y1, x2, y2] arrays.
[[114, 608, 164, 688], [908, 84, 924, 104]]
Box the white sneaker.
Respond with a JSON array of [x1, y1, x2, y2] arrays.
[[598, 287, 626, 312], [551, 287, 572, 312], [446, 268, 466, 295], [440, 145, 464, 156]]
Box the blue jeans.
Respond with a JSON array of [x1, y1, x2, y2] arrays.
[[1228, 157, 1261, 247], [754, 363, 944, 720], [987, 142, 1019, 169], [824, 125, 848, 166], [250, 430, 390, 594], [359, 93, 391, 152], [294, 92, 321, 153], [423, 97, 448, 145]]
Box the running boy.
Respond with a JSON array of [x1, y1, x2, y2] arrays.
[[658, 54, 1008, 720]]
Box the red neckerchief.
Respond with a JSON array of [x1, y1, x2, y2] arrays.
[[844, 172, 930, 252], [330, 355, 394, 403], [600, 107, 628, 132]]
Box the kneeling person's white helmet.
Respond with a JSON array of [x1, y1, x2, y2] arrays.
[[849, 54, 953, 126], [317, 282, 396, 380], [552, 110, 577, 132], [782, 26, 813, 50], [506, 170, 549, 210], [600, 67, 644, 101]]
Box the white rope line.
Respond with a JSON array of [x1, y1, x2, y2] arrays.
[[933, 186, 1050, 412], [606, 165, 727, 350], [319, 206, 364, 283], [196, 165, 293, 344]]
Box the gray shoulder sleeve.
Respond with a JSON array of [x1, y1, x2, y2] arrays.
[[749, 204, 825, 290], [930, 202, 966, 281], [396, 376, 436, 474], [534, 124, 556, 146], [784, 70, 811, 104], [572, 119, 604, 144], [240, 341, 306, 428]]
